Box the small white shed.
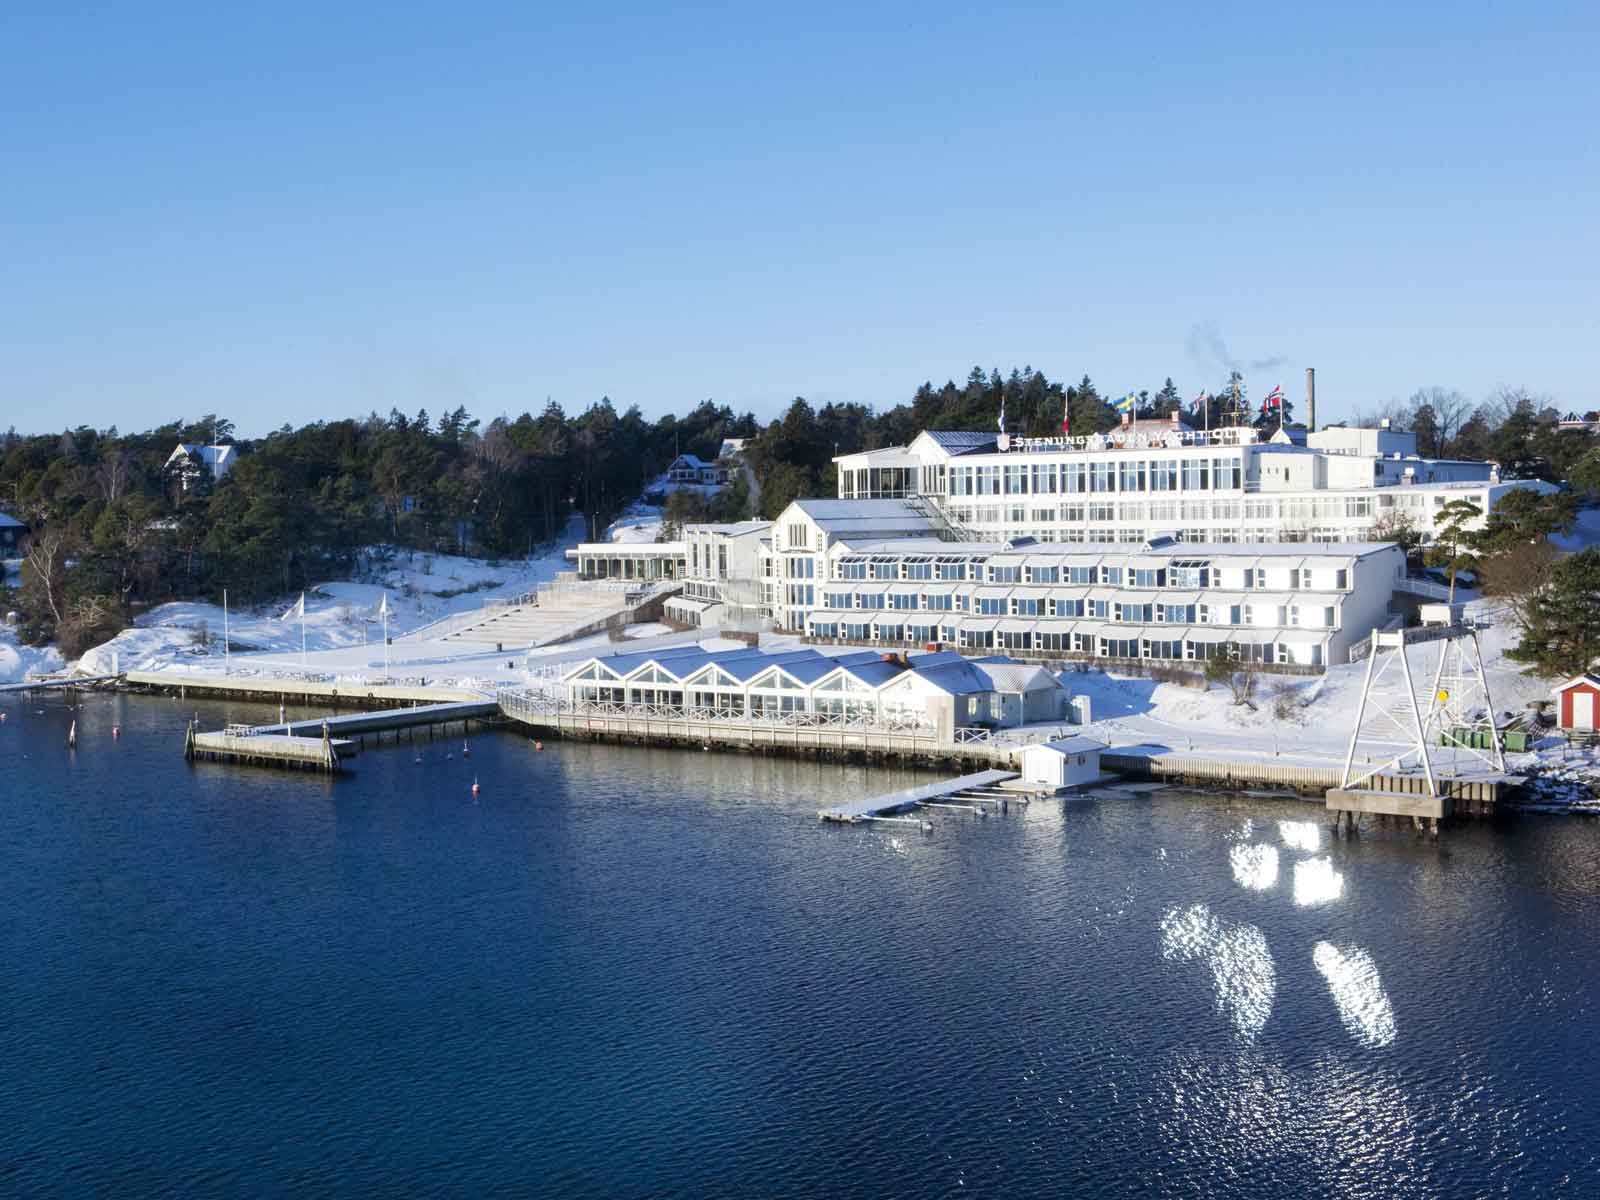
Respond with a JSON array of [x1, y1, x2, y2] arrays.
[[1019, 736, 1108, 790]]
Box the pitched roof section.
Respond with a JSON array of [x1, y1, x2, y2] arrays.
[[0, 511, 24, 529], [924, 430, 1000, 455]]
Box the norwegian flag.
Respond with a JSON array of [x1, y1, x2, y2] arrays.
[[1192, 390, 1209, 413], [1062, 393, 1070, 437], [1263, 384, 1284, 410]]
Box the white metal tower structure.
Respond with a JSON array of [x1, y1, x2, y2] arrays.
[[1341, 619, 1503, 796]]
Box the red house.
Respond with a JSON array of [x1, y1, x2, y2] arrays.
[[1553, 673, 1600, 732]]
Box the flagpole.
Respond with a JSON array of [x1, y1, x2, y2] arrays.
[[300, 592, 307, 669], [382, 596, 390, 678], [223, 588, 230, 675]]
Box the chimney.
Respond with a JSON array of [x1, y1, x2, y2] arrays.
[[1121, 410, 1131, 429], [1305, 367, 1316, 433]]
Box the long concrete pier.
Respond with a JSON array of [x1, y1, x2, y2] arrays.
[[0, 674, 123, 694], [247, 699, 500, 738]]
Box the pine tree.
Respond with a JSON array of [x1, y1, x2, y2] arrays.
[[1425, 498, 1483, 602], [1507, 548, 1600, 677]]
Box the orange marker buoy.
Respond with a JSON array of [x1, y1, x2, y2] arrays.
[[533, 740, 543, 752]]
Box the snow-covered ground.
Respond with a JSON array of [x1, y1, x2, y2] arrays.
[[0, 623, 63, 684], [73, 522, 588, 683], [605, 503, 666, 543]]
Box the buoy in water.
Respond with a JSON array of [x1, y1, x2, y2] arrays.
[[113, 725, 120, 740], [471, 777, 480, 797], [463, 742, 470, 758], [533, 740, 543, 752], [67, 719, 77, 749], [414, 754, 423, 765]]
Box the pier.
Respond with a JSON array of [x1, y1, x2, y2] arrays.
[[0, 674, 123, 694], [819, 769, 1022, 825], [181, 698, 501, 772]]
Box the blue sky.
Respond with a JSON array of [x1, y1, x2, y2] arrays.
[[4, 1, 1597, 436]]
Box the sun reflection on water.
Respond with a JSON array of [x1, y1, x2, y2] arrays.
[[1278, 820, 1321, 853], [1160, 904, 1277, 1042], [1313, 942, 1398, 1048], [1229, 843, 1280, 891], [1293, 856, 1345, 907]]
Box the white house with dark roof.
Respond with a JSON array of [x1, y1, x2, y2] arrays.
[[164, 443, 235, 492]]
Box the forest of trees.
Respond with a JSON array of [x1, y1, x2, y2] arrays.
[[4, 366, 1598, 657], [0, 400, 756, 650]]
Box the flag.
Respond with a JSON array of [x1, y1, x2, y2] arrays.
[[1264, 384, 1284, 409], [284, 592, 305, 621], [378, 593, 389, 619], [1062, 394, 1070, 437], [997, 398, 1007, 435], [1113, 393, 1137, 416], [1192, 390, 1209, 413]]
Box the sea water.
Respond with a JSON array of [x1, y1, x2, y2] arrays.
[[1, 690, 1596, 1196]]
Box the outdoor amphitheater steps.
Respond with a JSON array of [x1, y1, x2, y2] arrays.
[[439, 591, 649, 649]]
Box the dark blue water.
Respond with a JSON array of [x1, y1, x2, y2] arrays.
[[2, 690, 1598, 1197]]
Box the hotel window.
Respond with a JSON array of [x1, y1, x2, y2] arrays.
[[1150, 461, 1179, 492], [1028, 565, 1059, 584], [838, 558, 867, 580], [975, 466, 1001, 495], [858, 592, 886, 610], [1337, 569, 1349, 589], [1004, 465, 1029, 494], [1090, 599, 1110, 619], [1051, 597, 1085, 617], [1067, 566, 1095, 584], [1031, 507, 1057, 523], [936, 558, 966, 581], [1132, 568, 1165, 588], [903, 558, 932, 580], [1150, 500, 1178, 521], [924, 593, 953, 611], [1032, 463, 1058, 493], [1008, 506, 1027, 523], [1182, 460, 1210, 491], [1064, 463, 1088, 494], [1090, 463, 1116, 493], [988, 564, 1021, 583], [1089, 502, 1115, 522], [1012, 597, 1041, 616], [950, 467, 973, 496], [786, 522, 809, 550], [1063, 503, 1086, 522], [870, 559, 898, 580], [1119, 460, 1146, 492], [1098, 565, 1124, 585], [890, 593, 917, 611]]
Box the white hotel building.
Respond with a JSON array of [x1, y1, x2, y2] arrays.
[[569, 418, 1549, 670], [832, 419, 1551, 548]]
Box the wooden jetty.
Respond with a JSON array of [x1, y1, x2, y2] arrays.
[[247, 699, 500, 740], [181, 698, 500, 773], [185, 722, 351, 773], [819, 769, 1020, 825]]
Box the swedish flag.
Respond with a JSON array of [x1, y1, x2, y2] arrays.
[[1113, 393, 1138, 415]]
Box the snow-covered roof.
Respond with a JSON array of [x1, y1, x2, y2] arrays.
[[970, 660, 1063, 693], [1025, 736, 1108, 756]]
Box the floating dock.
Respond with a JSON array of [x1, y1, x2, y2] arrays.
[[185, 723, 352, 773], [818, 769, 1020, 825]]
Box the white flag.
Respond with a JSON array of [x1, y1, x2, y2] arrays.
[[997, 399, 1006, 434], [284, 592, 305, 621], [378, 593, 389, 618]]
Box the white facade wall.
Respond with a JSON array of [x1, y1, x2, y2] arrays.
[[834, 429, 1550, 548]]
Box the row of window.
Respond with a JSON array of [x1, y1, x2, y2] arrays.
[[828, 559, 1349, 590], [947, 457, 1246, 497], [805, 622, 1321, 666], [814, 595, 1338, 627]]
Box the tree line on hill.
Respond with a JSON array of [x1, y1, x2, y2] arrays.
[[3, 367, 1598, 661], [0, 400, 755, 651]]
